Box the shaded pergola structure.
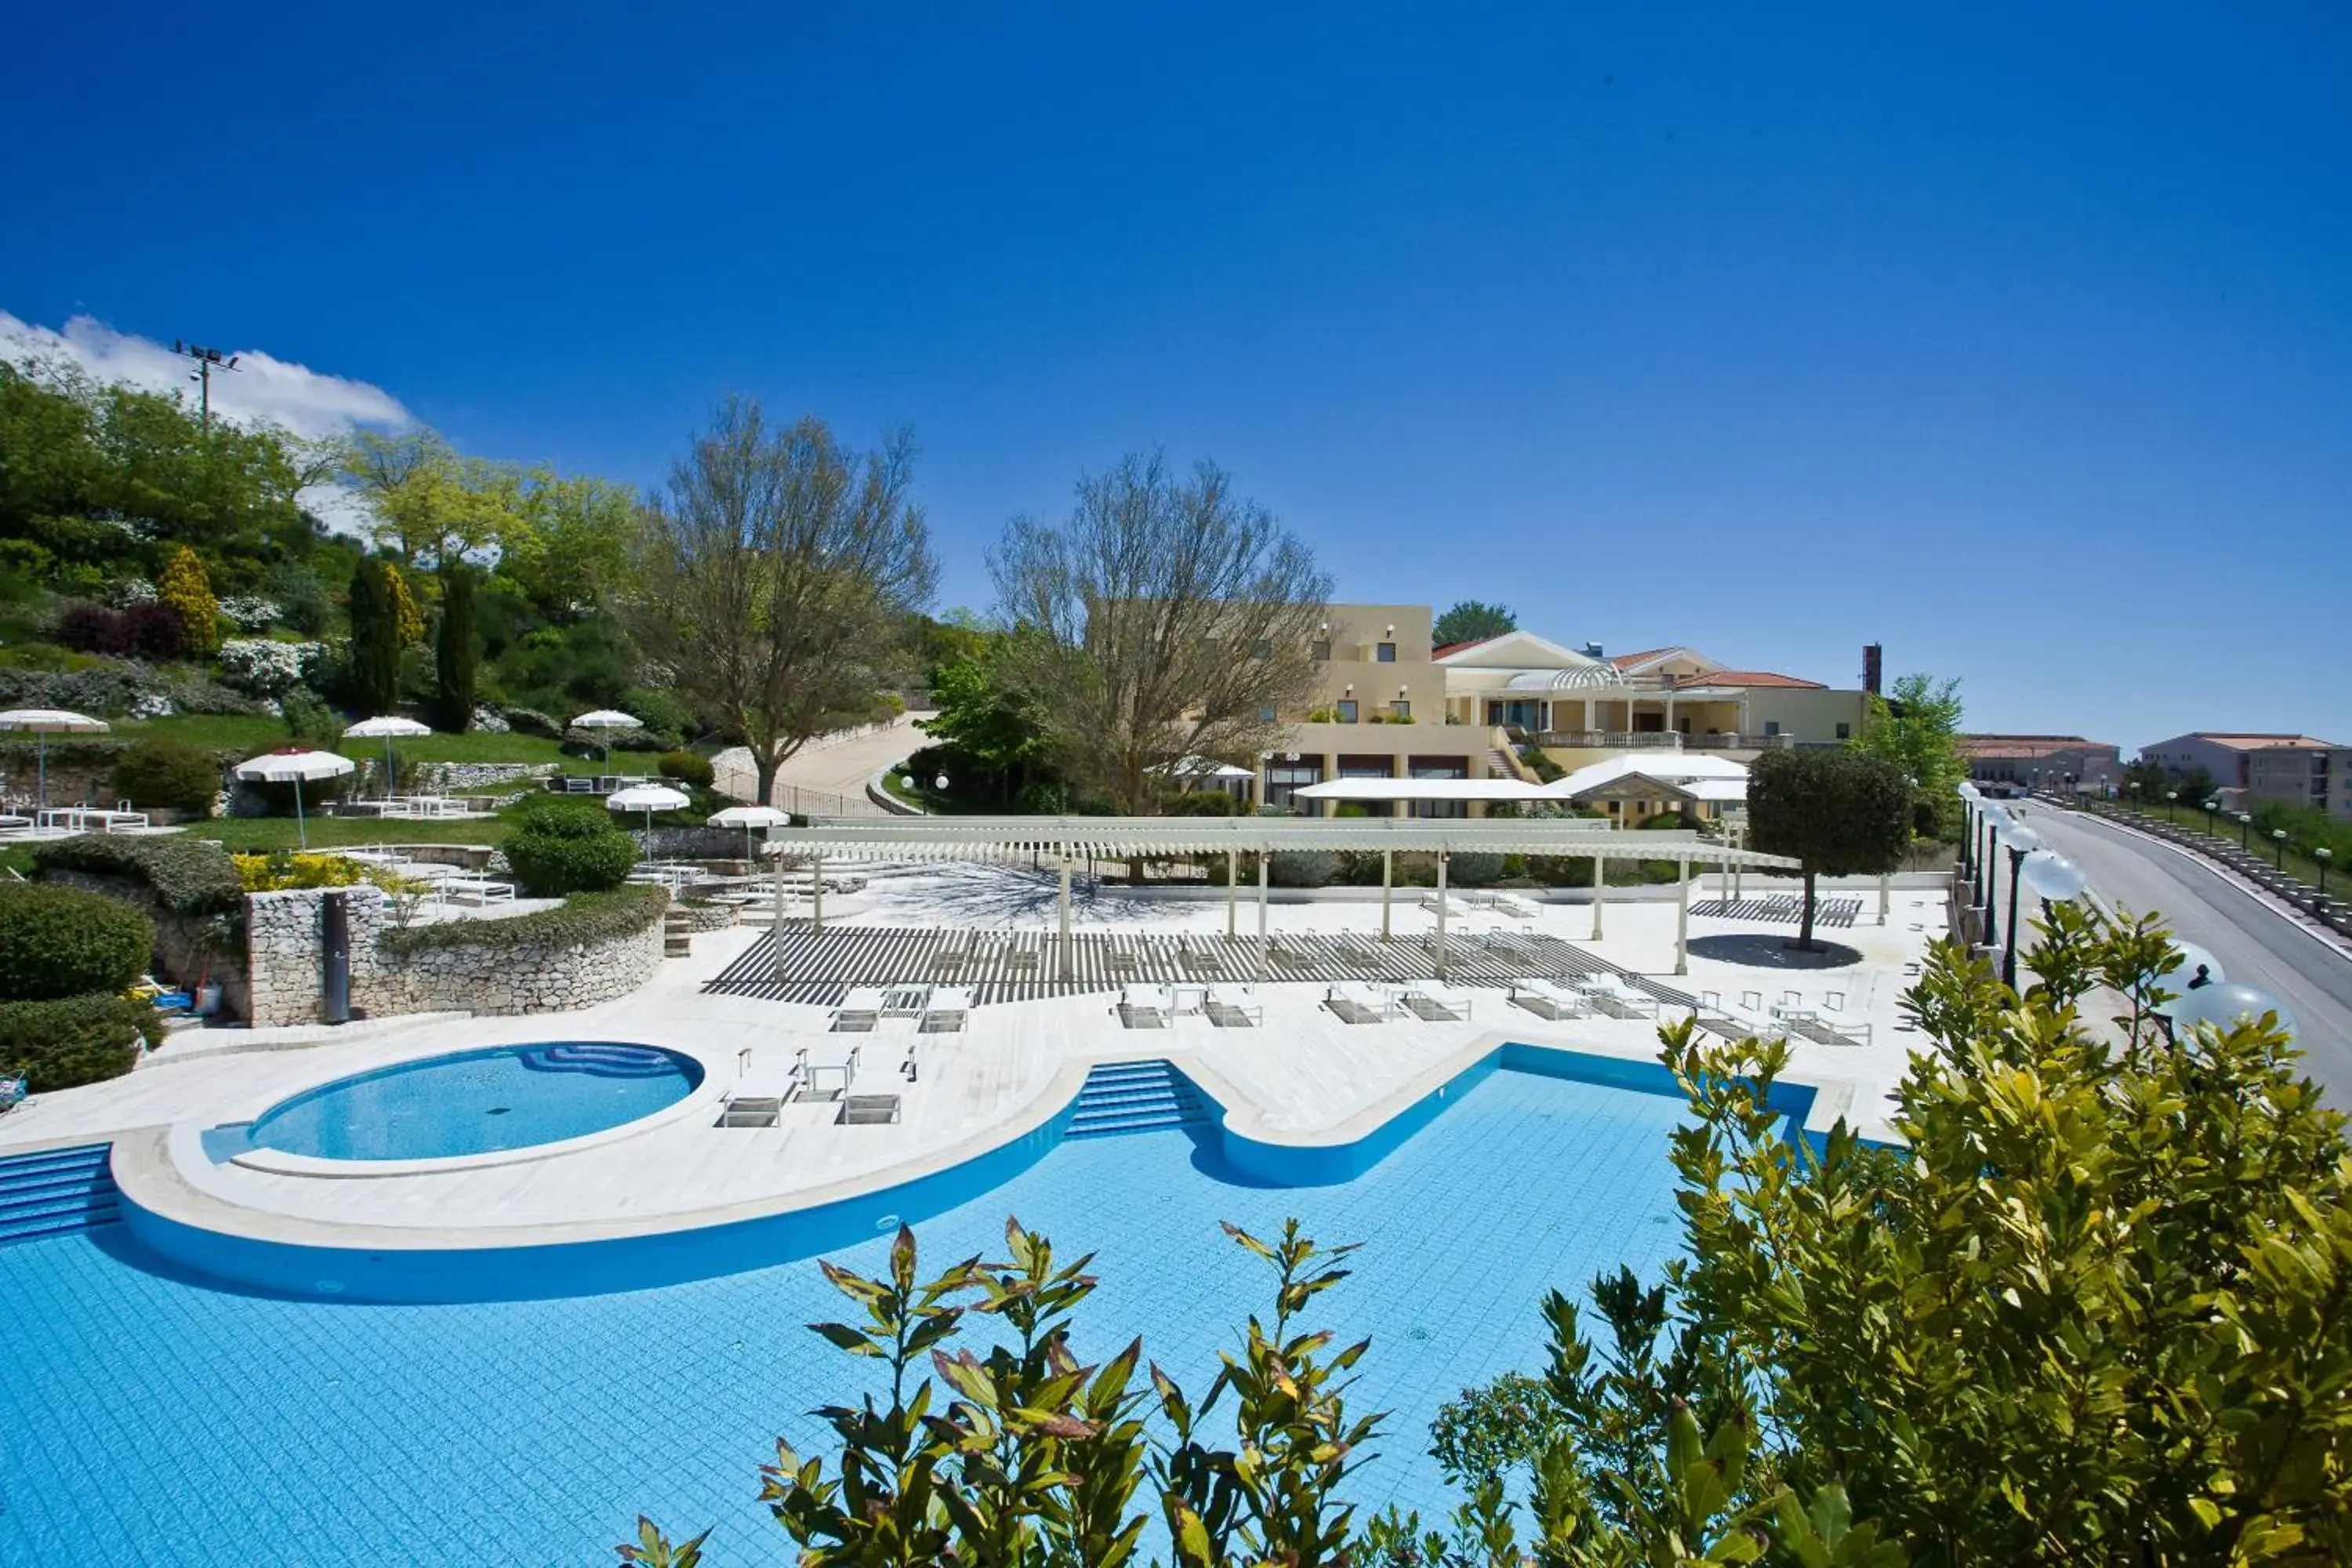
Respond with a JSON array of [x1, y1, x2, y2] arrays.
[[763, 815, 1800, 979]]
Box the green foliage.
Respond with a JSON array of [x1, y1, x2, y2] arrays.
[[380, 884, 666, 955], [1847, 672, 1965, 837], [278, 687, 343, 749], [347, 558, 401, 713], [434, 565, 478, 731], [655, 750, 715, 789], [111, 739, 223, 811], [1517, 743, 1566, 784], [499, 796, 641, 895], [1446, 851, 1505, 887], [264, 561, 333, 637], [1747, 748, 1911, 949], [156, 545, 220, 656], [920, 635, 1054, 800], [1269, 848, 1340, 887], [500, 705, 563, 739], [29, 832, 244, 915], [1433, 600, 1517, 646], [0, 993, 156, 1091], [1167, 789, 1243, 816], [0, 882, 154, 1000], [632, 1216, 1378, 1568]]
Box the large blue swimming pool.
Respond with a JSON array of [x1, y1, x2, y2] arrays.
[[0, 1065, 1697, 1565], [242, 1042, 702, 1160]]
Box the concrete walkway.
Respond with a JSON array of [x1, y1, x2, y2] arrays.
[[710, 713, 934, 814]]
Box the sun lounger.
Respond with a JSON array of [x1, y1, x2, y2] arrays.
[[1787, 1014, 1872, 1047], [839, 1093, 902, 1125], [920, 986, 972, 1033], [1491, 894, 1538, 919], [1508, 978, 1591, 1021], [880, 984, 931, 1018], [803, 1045, 862, 1101], [832, 988, 885, 1031], [931, 932, 971, 974], [1204, 985, 1261, 1027], [1690, 990, 1783, 1044], [717, 1054, 807, 1126], [1398, 982, 1472, 1022], [1116, 983, 1171, 1029], [1323, 982, 1399, 1025]]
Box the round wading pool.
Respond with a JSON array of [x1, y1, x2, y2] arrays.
[[242, 1042, 702, 1161]]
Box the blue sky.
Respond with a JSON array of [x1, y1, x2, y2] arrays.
[[5, 3, 2347, 749]]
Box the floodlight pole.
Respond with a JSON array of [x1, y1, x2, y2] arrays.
[[169, 339, 238, 434]]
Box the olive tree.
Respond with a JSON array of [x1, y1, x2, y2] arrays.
[[1746, 747, 1911, 949], [633, 398, 935, 805], [989, 452, 1330, 816]]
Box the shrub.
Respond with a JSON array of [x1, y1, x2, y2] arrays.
[[118, 601, 187, 660], [1268, 849, 1339, 888], [502, 798, 641, 896], [0, 993, 155, 1091], [157, 546, 220, 657], [278, 687, 344, 748], [233, 851, 376, 891], [1639, 808, 1700, 831], [263, 562, 332, 636], [502, 706, 563, 739], [54, 599, 125, 654], [30, 832, 245, 916], [381, 884, 667, 956], [218, 637, 325, 696], [0, 883, 155, 1000], [1167, 789, 1240, 816], [1446, 850, 1504, 887], [112, 739, 222, 812], [656, 750, 715, 789]]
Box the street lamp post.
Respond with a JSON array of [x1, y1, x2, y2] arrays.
[[2314, 846, 2332, 898], [2165, 789, 2177, 825], [2017, 848, 2089, 991], [2238, 812, 2252, 851], [2272, 828, 2288, 870], [1997, 823, 2039, 989]]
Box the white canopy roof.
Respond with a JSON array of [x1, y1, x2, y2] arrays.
[[234, 749, 357, 782], [0, 708, 108, 734], [1293, 777, 1549, 803], [607, 784, 691, 812], [709, 804, 791, 828], [1157, 754, 1254, 781], [343, 716, 434, 739], [571, 710, 642, 730], [1547, 753, 1748, 796]]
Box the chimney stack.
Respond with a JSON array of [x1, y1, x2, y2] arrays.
[[1862, 643, 1882, 696]]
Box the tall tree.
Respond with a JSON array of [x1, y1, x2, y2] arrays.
[[1848, 671, 1965, 837], [156, 546, 220, 656], [989, 452, 1330, 817], [496, 470, 647, 621], [920, 632, 1052, 804], [347, 558, 401, 715], [633, 397, 935, 804], [340, 428, 519, 572], [1747, 747, 1911, 949], [1433, 598, 1516, 645], [435, 565, 478, 731]]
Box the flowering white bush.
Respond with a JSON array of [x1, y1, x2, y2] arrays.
[[217, 637, 325, 696], [219, 595, 281, 632], [107, 576, 157, 608]]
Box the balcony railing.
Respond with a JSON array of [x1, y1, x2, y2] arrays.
[[1526, 731, 1796, 751]]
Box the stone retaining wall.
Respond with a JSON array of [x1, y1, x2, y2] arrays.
[[42, 867, 252, 1019], [245, 887, 664, 1025], [418, 760, 561, 794]]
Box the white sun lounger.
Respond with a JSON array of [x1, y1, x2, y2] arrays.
[[1509, 978, 1592, 1021], [1398, 982, 1473, 1022], [1690, 990, 1784, 1044], [1574, 975, 1660, 1019], [1323, 982, 1399, 1025], [832, 988, 886, 1031], [920, 986, 972, 1033], [716, 1054, 806, 1127], [1204, 985, 1261, 1027], [1117, 983, 1171, 1029]]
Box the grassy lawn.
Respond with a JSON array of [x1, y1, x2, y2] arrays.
[[2100, 802, 2336, 891], [181, 815, 512, 851], [111, 714, 617, 774]]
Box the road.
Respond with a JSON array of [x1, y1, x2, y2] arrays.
[[710, 714, 933, 815], [2015, 804, 2352, 1104]]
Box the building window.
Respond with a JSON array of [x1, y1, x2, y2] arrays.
[[1338, 755, 1395, 817], [1835, 722, 1850, 740], [1376, 641, 1396, 662], [1409, 754, 1468, 816], [1262, 760, 1323, 815], [1310, 640, 1330, 662], [1335, 699, 1359, 724], [1763, 720, 1781, 736], [1391, 699, 1411, 722]]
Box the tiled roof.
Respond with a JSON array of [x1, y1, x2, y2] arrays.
[[1432, 638, 1495, 659], [1673, 670, 1824, 690], [2183, 733, 2347, 750], [1609, 647, 1679, 669], [1962, 735, 2116, 759]]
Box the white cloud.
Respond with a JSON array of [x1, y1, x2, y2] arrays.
[[2, 309, 417, 534], [0, 309, 415, 442]]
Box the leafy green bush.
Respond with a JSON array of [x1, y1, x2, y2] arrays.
[[382, 884, 666, 955], [655, 750, 714, 789], [501, 705, 562, 739], [1446, 851, 1504, 887], [1269, 849, 1339, 888], [112, 739, 222, 812], [0, 993, 155, 1091], [30, 832, 245, 916], [501, 797, 641, 896], [0, 883, 154, 1000], [1167, 789, 1241, 816]]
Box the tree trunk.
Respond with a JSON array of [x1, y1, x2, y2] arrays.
[[1796, 868, 1819, 951], [753, 752, 780, 807]]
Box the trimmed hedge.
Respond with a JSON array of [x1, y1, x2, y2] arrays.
[[656, 750, 715, 789], [30, 833, 245, 916], [501, 795, 641, 896], [0, 993, 156, 1091], [380, 884, 669, 956], [113, 738, 224, 811], [0, 883, 155, 1001]]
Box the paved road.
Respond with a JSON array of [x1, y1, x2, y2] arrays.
[[710, 715, 934, 813], [2014, 804, 2352, 1104]]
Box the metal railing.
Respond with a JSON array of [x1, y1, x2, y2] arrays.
[[1525, 731, 1795, 751]]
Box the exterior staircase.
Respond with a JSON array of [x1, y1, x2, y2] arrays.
[[1065, 1060, 1210, 1140], [0, 1143, 121, 1248]]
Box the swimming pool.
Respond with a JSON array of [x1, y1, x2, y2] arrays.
[[0, 1065, 1694, 1565], [240, 1042, 702, 1161]]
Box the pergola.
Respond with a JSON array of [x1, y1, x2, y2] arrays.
[[763, 815, 1800, 978]]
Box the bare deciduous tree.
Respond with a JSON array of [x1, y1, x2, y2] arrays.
[[634, 397, 935, 804], [990, 452, 1330, 815]]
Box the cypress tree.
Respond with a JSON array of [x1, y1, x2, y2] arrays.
[[435, 566, 478, 732], [347, 559, 401, 715]]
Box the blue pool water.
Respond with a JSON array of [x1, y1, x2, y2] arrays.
[[0, 1068, 1693, 1566], [242, 1042, 702, 1160]]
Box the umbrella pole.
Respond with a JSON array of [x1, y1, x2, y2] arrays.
[[295, 779, 307, 850], [36, 735, 45, 811], [385, 738, 397, 802]]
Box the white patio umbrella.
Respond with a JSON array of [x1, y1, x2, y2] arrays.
[[606, 782, 691, 834], [0, 708, 110, 809], [571, 709, 641, 768], [234, 748, 357, 850], [709, 803, 790, 861], [342, 715, 433, 800]]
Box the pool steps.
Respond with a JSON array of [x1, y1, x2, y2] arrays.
[[1065, 1060, 1209, 1139], [0, 1144, 120, 1247], [514, 1043, 682, 1080]]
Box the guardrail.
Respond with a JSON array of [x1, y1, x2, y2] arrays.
[[2057, 797, 2352, 943], [1526, 731, 1795, 751]]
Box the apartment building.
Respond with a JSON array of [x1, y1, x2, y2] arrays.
[[2141, 732, 2352, 818], [1255, 604, 1479, 815], [1961, 735, 2123, 796]]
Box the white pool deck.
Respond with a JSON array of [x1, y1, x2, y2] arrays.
[[1, 867, 1949, 1254]]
